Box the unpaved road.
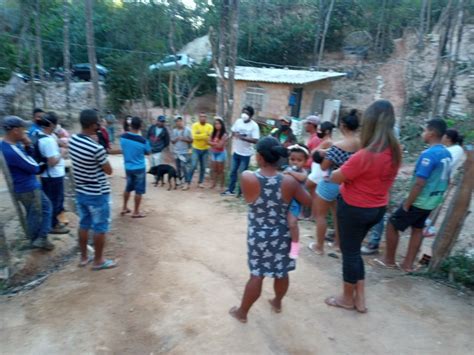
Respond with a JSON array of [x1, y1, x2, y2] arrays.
[[1, 156, 473, 354]]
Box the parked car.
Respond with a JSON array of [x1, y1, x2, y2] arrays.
[[149, 54, 195, 72], [72, 63, 108, 81]]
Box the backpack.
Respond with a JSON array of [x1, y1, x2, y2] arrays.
[[30, 130, 48, 174]]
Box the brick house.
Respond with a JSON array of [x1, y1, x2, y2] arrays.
[[211, 66, 346, 124]]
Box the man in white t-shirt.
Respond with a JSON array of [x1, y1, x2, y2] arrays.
[[221, 105, 260, 196], [37, 112, 69, 234]]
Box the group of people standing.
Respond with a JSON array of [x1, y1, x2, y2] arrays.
[[229, 99, 464, 323]]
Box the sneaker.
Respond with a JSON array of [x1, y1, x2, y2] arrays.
[[50, 224, 70, 234], [221, 190, 235, 196], [198, 183, 206, 189], [32, 238, 55, 251], [361, 245, 379, 255], [182, 183, 190, 191]]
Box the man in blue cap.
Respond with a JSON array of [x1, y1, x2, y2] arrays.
[[146, 115, 170, 167], [1, 116, 54, 250]]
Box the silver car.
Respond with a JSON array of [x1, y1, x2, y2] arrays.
[[149, 54, 195, 71]]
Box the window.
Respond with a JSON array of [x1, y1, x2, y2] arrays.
[[245, 86, 266, 112]]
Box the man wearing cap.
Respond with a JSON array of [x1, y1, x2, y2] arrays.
[[1, 116, 54, 250], [304, 115, 322, 170], [37, 111, 69, 235], [221, 106, 260, 197], [146, 115, 170, 167], [171, 116, 193, 188], [28, 108, 45, 138]]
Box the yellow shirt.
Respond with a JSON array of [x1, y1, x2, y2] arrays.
[[191, 122, 213, 150]]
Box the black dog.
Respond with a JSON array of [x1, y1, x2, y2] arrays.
[[148, 164, 178, 190]]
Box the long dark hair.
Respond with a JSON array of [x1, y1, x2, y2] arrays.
[[445, 128, 463, 146], [211, 117, 227, 139], [361, 100, 402, 167], [256, 137, 288, 165]]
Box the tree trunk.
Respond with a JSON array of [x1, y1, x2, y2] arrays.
[[442, 0, 465, 117], [215, 0, 229, 118], [85, 0, 101, 112], [63, 0, 72, 121], [316, 0, 335, 69], [429, 149, 474, 272], [157, 69, 165, 114], [311, 0, 323, 67], [168, 3, 182, 114], [374, 0, 387, 56], [417, 0, 428, 50], [34, 0, 47, 108], [168, 72, 174, 116], [28, 34, 37, 110], [429, 0, 454, 117], [226, 0, 239, 126], [426, 0, 432, 33]]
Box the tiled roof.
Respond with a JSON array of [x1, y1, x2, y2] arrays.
[[209, 66, 346, 84]]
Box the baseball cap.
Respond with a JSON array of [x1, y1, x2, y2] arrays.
[[2, 116, 26, 130], [174, 115, 183, 121], [304, 115, 321, 126], [157, 115, 166, 122], [280, 116, 292, 124]]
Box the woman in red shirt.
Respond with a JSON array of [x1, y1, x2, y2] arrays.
[[325, 100, 402, 313]]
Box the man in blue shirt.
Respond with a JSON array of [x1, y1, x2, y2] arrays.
[[1, 116, 54, 250], [27, 108, 44, 138], [120, 116, 151, 218], [378, 118, 451, 272]]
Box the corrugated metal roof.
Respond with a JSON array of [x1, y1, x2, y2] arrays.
[[209, 66, 346, 84]]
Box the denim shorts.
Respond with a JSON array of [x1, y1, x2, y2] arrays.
[[76, 193, 111, 233], [316, 179, 340, 202], [125, 169, 146, 194], [289, 199, 302, 217], [210, 151, 226, 162]]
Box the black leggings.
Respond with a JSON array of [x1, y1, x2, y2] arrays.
[[337, 196, 386, 284]]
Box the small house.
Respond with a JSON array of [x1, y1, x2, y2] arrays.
[[211, 66, 346, 124]]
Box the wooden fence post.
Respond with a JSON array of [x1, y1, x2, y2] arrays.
[[429, 147, 474, 272]]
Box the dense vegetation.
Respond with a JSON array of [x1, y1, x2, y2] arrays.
[[0, 0, 460, 110]]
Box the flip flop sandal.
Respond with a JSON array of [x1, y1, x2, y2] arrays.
[[131, 213, 146, 219], [120, 209, 131, 216], [92, 259, 117, 271], [324, 296, 355, 311], [327, 252, 339, 259], [78, 256, 93, 267], [308, 242, 324, 255], [371, 258, 399, 269]]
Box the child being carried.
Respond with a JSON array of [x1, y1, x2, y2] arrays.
[[284, 144, 309, 259]]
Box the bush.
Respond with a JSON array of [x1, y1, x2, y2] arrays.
[[434, 252, 474, 289]]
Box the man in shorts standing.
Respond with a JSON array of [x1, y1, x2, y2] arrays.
[[69, 109, 116, 270], [378, 118, 451, 272], [120, 116, 150, 218]]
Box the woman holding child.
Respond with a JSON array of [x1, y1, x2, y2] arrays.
[[229, 137, 311, 323], [325, 99, 401, 313]]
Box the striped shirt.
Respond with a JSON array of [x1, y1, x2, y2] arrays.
[[69, 134, 110, 195]]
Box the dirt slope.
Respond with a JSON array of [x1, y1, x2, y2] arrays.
[[0, 156, 472, 354]]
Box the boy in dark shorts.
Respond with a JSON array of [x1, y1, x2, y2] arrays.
[[377, 118, 451, 272]]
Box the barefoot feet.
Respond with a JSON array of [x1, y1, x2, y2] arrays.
[[229, 306, 247, 323], [268, 298, 282, 313]]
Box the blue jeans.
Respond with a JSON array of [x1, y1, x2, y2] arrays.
[[16, 189, 52, 241], [107, 126, 115, 143], [188, 148, 208, 184], [76, 193, 111, 233], [41, 176, 64, 228], [176, 153, 191, 181], [227, 153, 251, 194], [367, 213, 387, 248]]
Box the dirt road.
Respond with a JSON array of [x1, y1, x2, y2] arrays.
[[1, 156, 472, 354]]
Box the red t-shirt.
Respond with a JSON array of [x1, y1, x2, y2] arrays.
[[305, 133, 321, 169], [340, 148, 399, 208]]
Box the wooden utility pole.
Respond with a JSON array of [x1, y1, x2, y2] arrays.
[[215, 1, 229, 118], [429, 149, 474, 272], [63, 0, 72, 121], [85, 0, 101, 112]]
